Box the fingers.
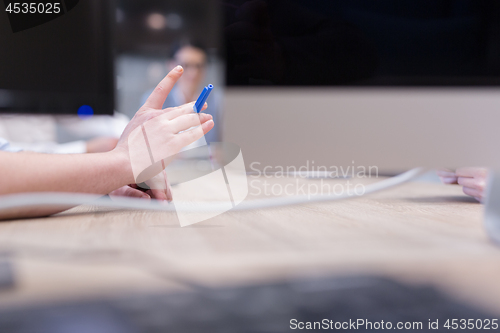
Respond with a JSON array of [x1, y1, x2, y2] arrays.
[[462, 187, 483, 201], [457, 177, 486, 190], [109, 186, 151, 200], [436, 169, 458, 184], [455, 167, 488, 179], [455, 168, 488, 202], [126, 187, 151, 199], [144, 170, 172, 202], [147, 189, 169, 202], [143, 66, 184, 109], [170, 113, 213, 134], [175, 119, 214, 147], [450, 169, 488, 202], [201, 119, 215, 135], [440, 176, 458, 184], [163, 102, 208, 121]]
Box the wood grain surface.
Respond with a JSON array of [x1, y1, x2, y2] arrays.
[[0, 176, 499, 314]]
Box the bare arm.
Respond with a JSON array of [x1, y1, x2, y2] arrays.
[[0, 150, 132, 220], [0, 150, 131, 196], [0, 66, 214, 220]]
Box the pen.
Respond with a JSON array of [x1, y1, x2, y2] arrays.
[[193, 84, 215, 170], [193, 84, 214, 113]]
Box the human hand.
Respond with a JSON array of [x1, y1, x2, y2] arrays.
[[109, 185, 152, 200], [109, 169, 173, 202], [437, 168, 488, 202], [109, 185, 172, 204], [86, 137, 119, 153], [436, 168, 458, 185], [114, 65, 214, 185]]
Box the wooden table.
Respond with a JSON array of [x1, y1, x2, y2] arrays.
[[0, 176, 499, 315]]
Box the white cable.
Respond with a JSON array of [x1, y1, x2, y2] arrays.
[[0, 168, 427, 213], [234, 167, 427, 210]]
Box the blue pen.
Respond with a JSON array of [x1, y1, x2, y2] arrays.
[[193, 84, 215, 170], [193, 84, 214, 113]]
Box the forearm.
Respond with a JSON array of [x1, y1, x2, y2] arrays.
[[0, 150, 132, 196], [0, 66, 213, 220]]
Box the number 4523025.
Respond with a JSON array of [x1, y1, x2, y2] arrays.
[[5, 3, 61, 14]]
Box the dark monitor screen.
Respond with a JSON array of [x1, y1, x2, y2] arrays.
[[223, 0, 500, 86], [0, 0, 114, 115]]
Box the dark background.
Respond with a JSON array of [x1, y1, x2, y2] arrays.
[[0, 0, 114, 114], [224, 0, 500, 86]]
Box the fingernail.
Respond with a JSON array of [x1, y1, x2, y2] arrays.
[[174, 65, 183, 72]]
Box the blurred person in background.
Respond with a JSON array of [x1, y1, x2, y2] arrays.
[[142, 42, 221, 143]]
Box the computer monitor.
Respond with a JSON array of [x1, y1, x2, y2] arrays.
[[0, 0, 114, 115], [222, 0, 500, 172], [222, 0, 500, 241]]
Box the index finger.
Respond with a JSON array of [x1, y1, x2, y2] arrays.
[[436, 168, 456, 178], [455, 167, 488, 179], [143, 65, 184, 109], [162, 101, 208, 121]]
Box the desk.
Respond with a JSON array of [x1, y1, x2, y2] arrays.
[[0, 176, 499, 314]]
